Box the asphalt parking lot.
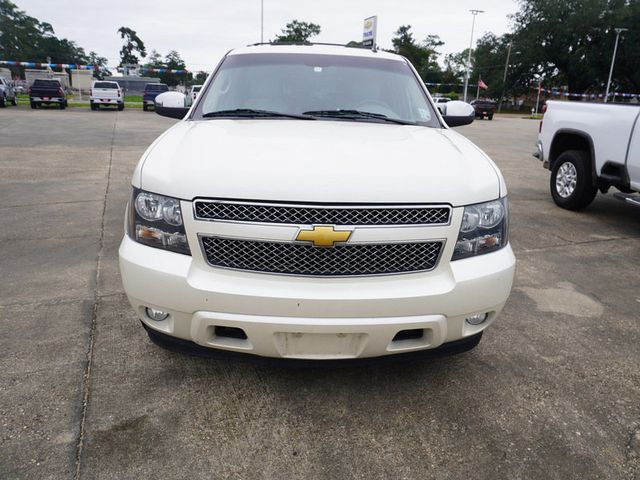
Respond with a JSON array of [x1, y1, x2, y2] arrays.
[[1, 107, 639, 480]]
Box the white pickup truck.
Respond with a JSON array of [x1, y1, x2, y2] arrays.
[[90, 80, 124, 111], [119, 44, 515, 362], [536, 101, 640, 209]]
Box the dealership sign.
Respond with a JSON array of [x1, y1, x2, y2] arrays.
[[363, 16, 377, 48]]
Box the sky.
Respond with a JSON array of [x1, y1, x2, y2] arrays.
[[16, 0, 519, 72]]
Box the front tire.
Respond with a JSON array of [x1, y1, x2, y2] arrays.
[[550, 150, 597, 210], [11, 97, 17, 106], [30, 101, 37, 109], [118, 103, 124, 111], [90, 102, 97, 111], [59, 102, 66, 110], [0, 95, 5, 108], [142, 104, 148, 111]]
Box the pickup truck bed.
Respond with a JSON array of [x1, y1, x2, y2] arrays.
[[536, 101, 640, 209], [29, 79, 67, 109]]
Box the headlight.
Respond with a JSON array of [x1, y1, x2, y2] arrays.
[[452, 197, 508, 260], [127, 188, 190, 255]]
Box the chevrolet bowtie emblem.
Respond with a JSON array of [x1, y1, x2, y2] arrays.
[[296, 225, 352, 248]]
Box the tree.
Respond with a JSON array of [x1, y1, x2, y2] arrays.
[[117, 26, 146, 66], [161, 50, 187, 86], [0, 1, 89, 64], [442, 50, 469, 86], [193, 71, 208, 85], [143, 50, 187, 86], [273, 20, 321, 43], [390, 25, 443, 84], [511, 0, 640, 94]]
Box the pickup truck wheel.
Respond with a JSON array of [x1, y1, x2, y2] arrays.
[[118, 103, 124, 111], [90, 102, 97, 111], [550, 150, 597, 210], [11, 97, 17, 106], [0, 95, 5, 108], [30, 102, 37, 109], [143, 104, 148, 111], [488, 114, 494, 120], [59, 102, 66, 110]]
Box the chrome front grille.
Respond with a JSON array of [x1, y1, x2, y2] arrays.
[[200, 237, 444, 276], [194, 200, 450, 226]]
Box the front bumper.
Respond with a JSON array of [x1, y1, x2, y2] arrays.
[[119, 235, 516, 360]]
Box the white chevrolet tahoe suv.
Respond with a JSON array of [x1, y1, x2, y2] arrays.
[[536, 101, 640, 209], [119, 45, 516, 361]]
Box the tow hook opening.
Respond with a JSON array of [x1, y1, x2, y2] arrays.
[[392, 329, 424, 342], [214, 325, 248, 340]]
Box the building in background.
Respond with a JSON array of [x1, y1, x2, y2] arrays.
[[24, 69, 69, 89]]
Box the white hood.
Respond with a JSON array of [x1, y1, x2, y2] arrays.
[[136, 119, 503, 206]]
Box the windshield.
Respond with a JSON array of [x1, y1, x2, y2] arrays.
[[33, 80, 60, 87], [146, 84, 168, 92], [194, 53, 440, 127], [94, 82, 118, 89]]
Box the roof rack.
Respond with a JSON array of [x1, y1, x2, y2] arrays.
[[246, 42, 371, 50]]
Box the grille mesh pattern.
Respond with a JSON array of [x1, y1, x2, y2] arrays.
[[201, 237, 443, 276], [194, 201, 450, 226]]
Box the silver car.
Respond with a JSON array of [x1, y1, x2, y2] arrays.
[[0, 77, 17, 107]]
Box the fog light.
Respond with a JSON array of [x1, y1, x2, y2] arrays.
[[465, 313, 488, 326], [145, 307, 169, 322]]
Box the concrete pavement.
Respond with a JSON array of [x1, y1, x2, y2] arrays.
[[0, 107, 638, 479]]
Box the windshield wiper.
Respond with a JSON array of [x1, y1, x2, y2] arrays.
[[202, 109, 315, 120], [302, 109, 417, 125]]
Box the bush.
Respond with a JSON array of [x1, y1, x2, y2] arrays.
[[442, 92, 459, 101]]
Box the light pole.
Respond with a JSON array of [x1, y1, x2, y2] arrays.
[[498, 40, 512, 112], [463, 9, 484, 103], [260, 0, 264, 43], [604, 27, 628, 103]]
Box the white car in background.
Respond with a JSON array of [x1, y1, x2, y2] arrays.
[[189, 85, 202, 104], [90, 80, 124, 111], [120, 44, 515, 362], [433, 96, 450, 113]]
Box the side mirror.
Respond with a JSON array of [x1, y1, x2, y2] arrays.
[[155, 92, 189, 119], [441, 101, 475, 127]]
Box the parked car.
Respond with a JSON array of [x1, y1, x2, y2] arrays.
[[142, 83, 169, 111], [471, 99, 496, 120], [120, 44, 515, 361], [90, 80, 124, 111], [535, 100, 640, 210], [0, 77, 17, 107], [432, 97, 450, 114], [189, 85, 203, 104], [29, 79, 67, 109]]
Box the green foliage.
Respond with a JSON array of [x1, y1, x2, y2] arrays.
[[390, 26, 443, 83], [511, 0, 640, 93], [118, 26, 146, 66], [442, 50, 469, 86], [442, 92, 459, 101], [193, 71, 208, 85], [143, 49, 187, 87], [0, 0, 90, 71], [470, 33, 517, 99], [273, 20, 321, 43]]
